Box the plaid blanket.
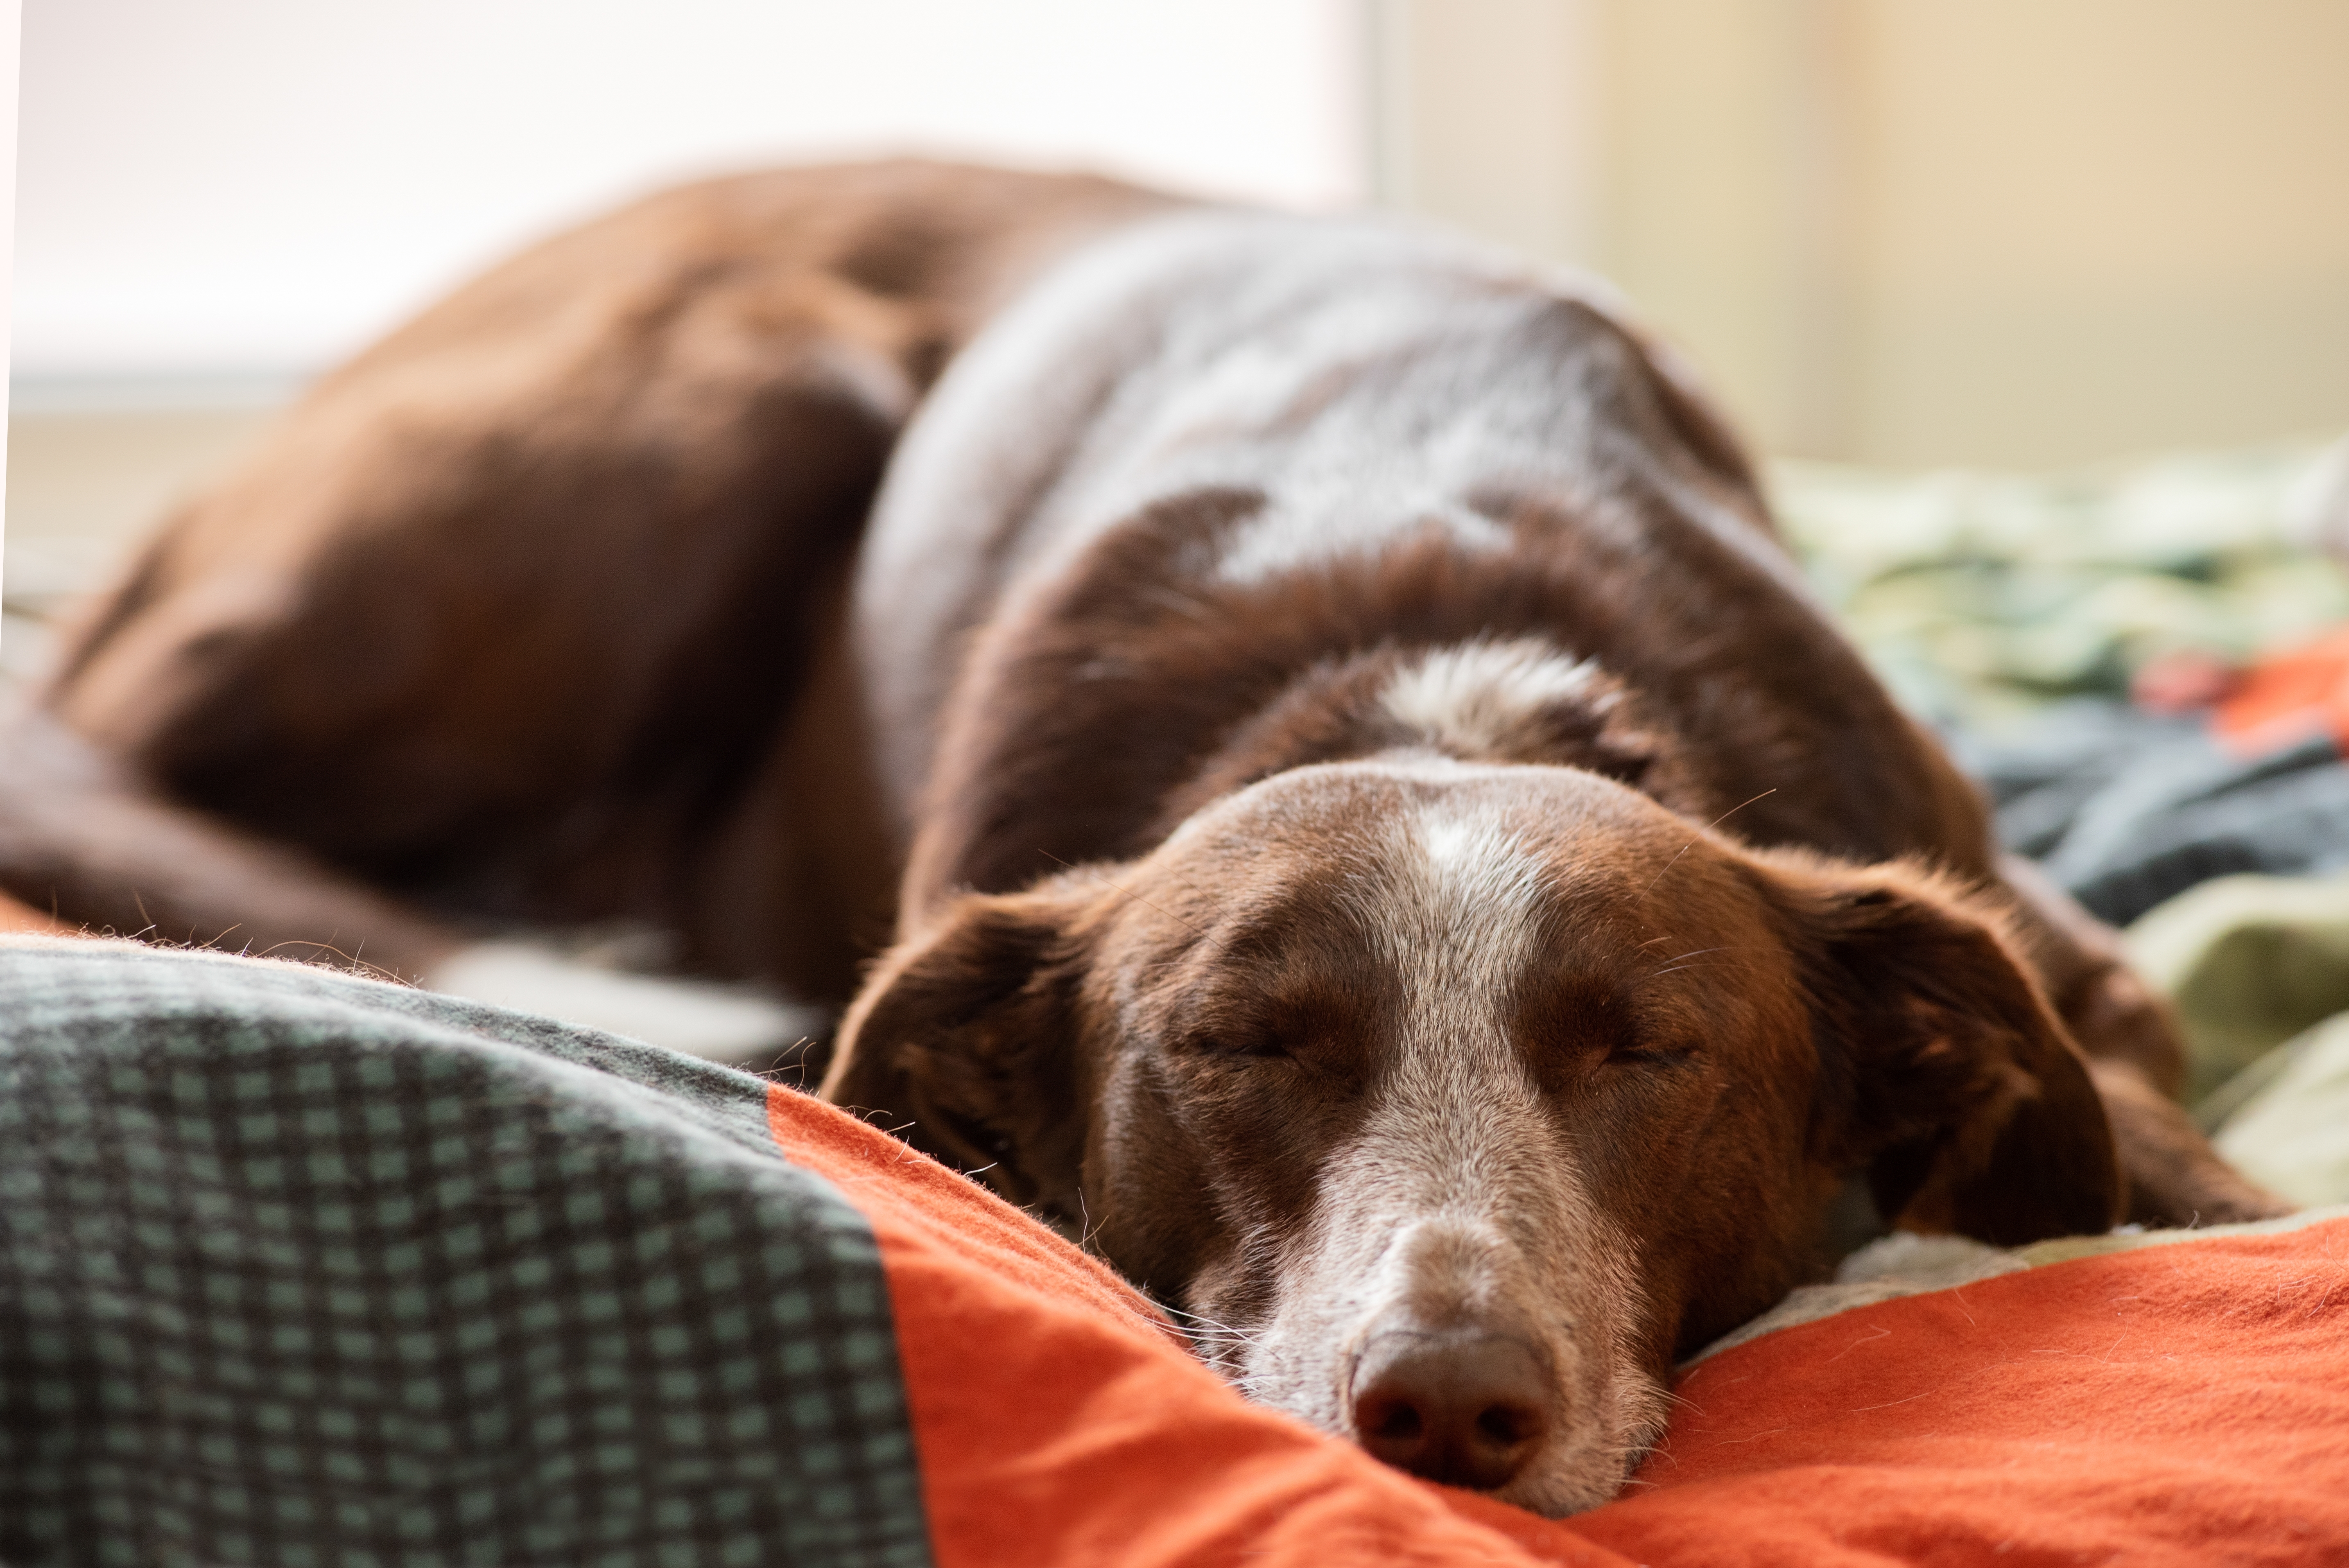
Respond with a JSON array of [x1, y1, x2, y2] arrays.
[[0, 941, 929, 1568]]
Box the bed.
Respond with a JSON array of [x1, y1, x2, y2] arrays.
[[4, 937, 2346, 1568], [7, 440, 2349, 1566]]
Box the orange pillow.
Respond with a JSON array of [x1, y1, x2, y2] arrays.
[[768, 1082, 2349, 1567], [1587, 1222, 2349, 1566], [767, 1084, 1626, 1568], [0, 890, 69, 935]]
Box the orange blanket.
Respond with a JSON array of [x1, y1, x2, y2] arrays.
[[0, 890, 69, 935], [768, 1082, 2349, 1567]]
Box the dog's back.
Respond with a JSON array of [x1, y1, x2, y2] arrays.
[[17, 161, 1173, 997], [852, 210, 1992, 925], [0, 162, 2276, 1238]]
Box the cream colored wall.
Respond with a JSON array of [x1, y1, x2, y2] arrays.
[[1375, 0, 2349, 467], [1849, 0, 2349, 465], [1370, 0, 1603, 267], [1601, 0, 1857, 458]]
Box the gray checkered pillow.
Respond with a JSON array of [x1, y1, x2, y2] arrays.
[[0, 942, 931, 1568]]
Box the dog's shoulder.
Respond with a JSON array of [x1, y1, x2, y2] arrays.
[[857, 211, 1772, 810], [861, 212, 1985, 917]]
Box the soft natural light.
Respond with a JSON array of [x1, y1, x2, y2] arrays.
[[14, 0, 1366, 380]]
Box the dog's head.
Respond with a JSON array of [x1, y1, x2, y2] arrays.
[[823, 757, 2119, 1514]]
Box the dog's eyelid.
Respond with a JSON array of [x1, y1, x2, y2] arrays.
[[1171, 1023, 1289, 1060], [1604, 1030, 1698, 1065], [1224, 1035, 1292, 1060]]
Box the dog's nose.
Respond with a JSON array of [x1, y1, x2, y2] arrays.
[[1348, 1330, 1553, 1491]]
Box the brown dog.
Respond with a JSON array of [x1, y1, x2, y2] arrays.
[[3, 162, 2283, 1514]]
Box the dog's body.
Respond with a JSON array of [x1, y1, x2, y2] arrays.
[[3, 163, 2285, 1513]]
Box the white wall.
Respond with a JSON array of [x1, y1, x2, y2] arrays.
[[14, 0, 1366, 380], [0, 0, 17, 472]]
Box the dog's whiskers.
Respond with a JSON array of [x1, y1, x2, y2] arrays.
[[1040, 849, 1210, 940], [1073, 1188, 1110, 1252], [1162, 1302, 1272, 1378], [1639, 788, 1778, 900], [1176, 1327, 1257, 1344], [1646, 944, 1775, 982], [1167, 1315, 1264, 1347]]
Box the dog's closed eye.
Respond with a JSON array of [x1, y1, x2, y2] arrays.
[[1516, 978, 1697, 1083], [1173, 1005, 1376, 1096], [1179, 1027, 1291, 1061], [1526, 1030, 1700, 1090], [1599, 1032, 1698, 1068]]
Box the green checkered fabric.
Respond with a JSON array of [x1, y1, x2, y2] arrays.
[[0, 942, 932, 1568]]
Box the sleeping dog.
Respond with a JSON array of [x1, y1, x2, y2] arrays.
[[5, 162, 2284, 1514]]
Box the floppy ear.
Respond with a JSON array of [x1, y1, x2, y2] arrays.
[[1765, 855, 2123, 1245], [819, 881, 1103, 1213]]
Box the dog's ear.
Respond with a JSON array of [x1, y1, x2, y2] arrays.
[[820, 880, 1104, 1212], [1763, 854, 2123, 1245]]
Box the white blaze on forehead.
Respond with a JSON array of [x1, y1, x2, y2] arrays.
[[1360, 799, 1555, 1215], [1381, 639, 1608, 758], [1218, 793, 1666, 1512], [1346, 797, 1558, 1214], [1392, 802, 1551, 981]]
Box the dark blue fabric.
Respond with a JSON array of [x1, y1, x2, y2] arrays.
[[1954, 703, 2349, 924]]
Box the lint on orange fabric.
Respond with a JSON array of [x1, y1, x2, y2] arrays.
[[769, 1083, 2349, 1568], [1587, 1221, 2349, 1566]]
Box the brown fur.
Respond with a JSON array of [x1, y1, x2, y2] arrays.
[[0, 161, 2286, 1513], [36, 160, 1173, 994]]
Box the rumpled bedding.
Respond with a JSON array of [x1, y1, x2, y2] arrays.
[[1771, 442, 2349, 730], [2124, 870, 2349, 1204], [9, 439, 2349, 1565], [1777, 440, 2349, 1209], [1775, 445, 2349, 934], [6, 939, 2349, 1568], [0, 940, 929, 1567]]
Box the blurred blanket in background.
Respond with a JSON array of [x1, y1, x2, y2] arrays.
[[1773, 441, 2349, 729], [1777, 437, 2349, 1209]]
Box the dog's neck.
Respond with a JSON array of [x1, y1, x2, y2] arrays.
[[1150, 636, 1706, 841]]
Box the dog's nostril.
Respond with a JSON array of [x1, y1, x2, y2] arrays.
[[1349, 1330, 1555, 1492], [1476, 1402, 1537, 1446]]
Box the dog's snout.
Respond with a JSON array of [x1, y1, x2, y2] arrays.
[[1348, 1330, 1554, 1491]]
